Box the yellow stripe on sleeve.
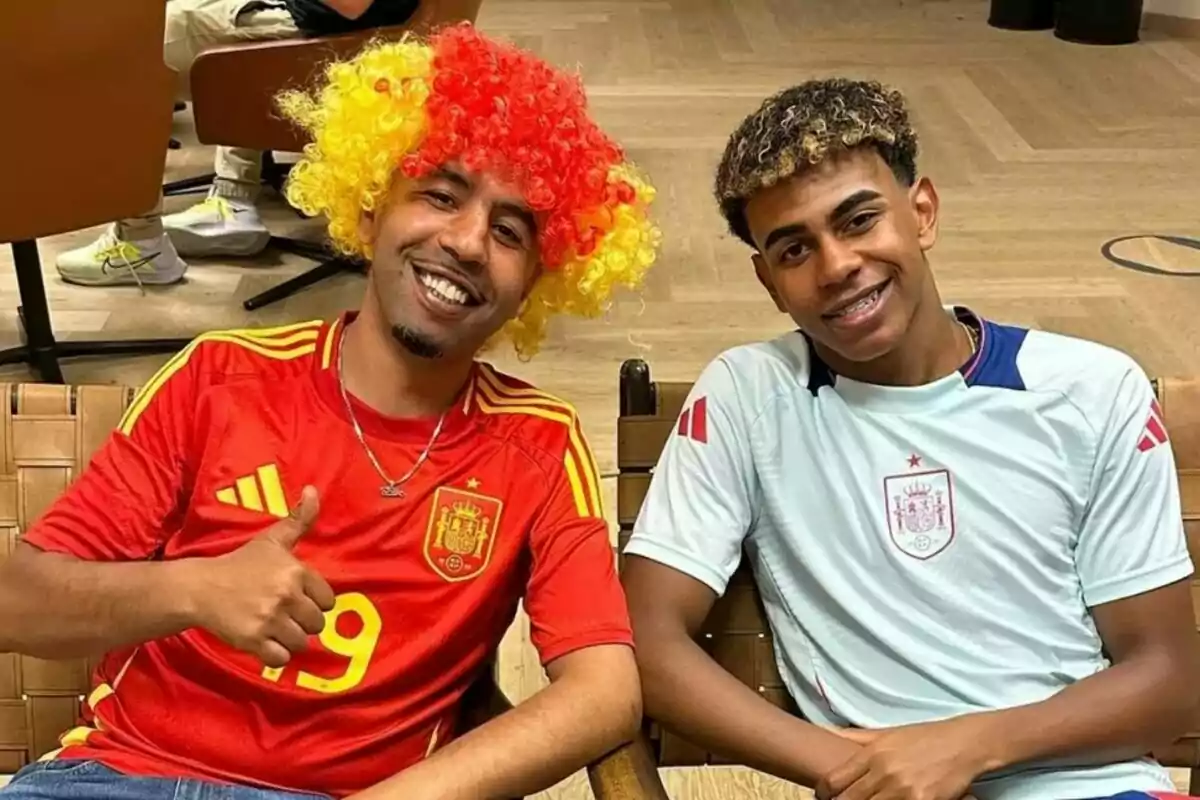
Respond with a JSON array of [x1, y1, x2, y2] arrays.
[[86, 683, 114, 709], [567, 417, 604, 518], [117, 326, 321, 436], [562, 449, 592, 518], [320, 316, 341, 370], [474, 367, 603, 518], [59, 727, 95, 748]]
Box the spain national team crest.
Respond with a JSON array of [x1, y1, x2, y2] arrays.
[[884, 468, 955, 560], [424, 486, 504, 582]]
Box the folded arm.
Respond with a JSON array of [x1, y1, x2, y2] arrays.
[[979, 369, 1200, 769], [824, 578, 1200, 800], [352, 644, 641, 800], [975, 578, 1200, 772]]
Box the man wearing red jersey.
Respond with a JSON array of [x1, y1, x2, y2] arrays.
[[0, 23, 661, 800]]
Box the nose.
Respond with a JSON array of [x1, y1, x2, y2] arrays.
[[437, 205, 488, 268], [816, 235, 864, 288]]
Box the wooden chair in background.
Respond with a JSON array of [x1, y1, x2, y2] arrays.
[[177, 0, 485, 312], [608, 358, 1200, 796], [0, 0, 196, 383]]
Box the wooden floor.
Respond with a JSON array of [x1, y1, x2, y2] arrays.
[[3, 0, 1200, 796]]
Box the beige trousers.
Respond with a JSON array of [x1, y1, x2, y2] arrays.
[[120, 0, 299, 240]]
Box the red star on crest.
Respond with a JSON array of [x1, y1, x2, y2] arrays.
[[907, 454, 922, 468]]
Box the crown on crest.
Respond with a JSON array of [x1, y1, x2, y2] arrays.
[[452, 501, 483, 520], [904, 481, 934, 498]]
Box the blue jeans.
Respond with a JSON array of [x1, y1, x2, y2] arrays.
[[1, 760, 333, 800]]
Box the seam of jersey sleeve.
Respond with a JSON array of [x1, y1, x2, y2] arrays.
[[1081, 552, 1195, 607], [716, 354, 799, 436], [537, 626, 636, 666], [622, 534, 731, 596]]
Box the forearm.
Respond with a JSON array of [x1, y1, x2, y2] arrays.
[[354, 649, 642, 800], [977, 654, 1198, 773], [638, 632, 859, 787], [0, 546, 198, 659]]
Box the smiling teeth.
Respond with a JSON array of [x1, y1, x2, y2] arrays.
[[420, 272, 469, 306], [835, 289, 881, 317]]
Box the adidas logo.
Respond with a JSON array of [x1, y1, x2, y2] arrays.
[[216, 464, 289, 518], [1136, 398, 1169, 453]]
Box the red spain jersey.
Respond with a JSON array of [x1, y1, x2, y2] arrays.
[[21, 313, 632, 798]]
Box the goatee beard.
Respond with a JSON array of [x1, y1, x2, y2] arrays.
[[392, 325, 443, 359]]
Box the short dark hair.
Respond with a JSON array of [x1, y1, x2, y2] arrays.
[[714, 78, 919, 247]]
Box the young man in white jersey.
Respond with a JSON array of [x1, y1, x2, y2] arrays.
[[620, 78, 1200, 800]]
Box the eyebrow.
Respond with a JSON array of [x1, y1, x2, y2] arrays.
[[762, 189, 884, 252], [430, 166, 472, 191]]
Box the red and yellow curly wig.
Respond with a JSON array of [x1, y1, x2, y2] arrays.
[[277, 23, 661, 358]]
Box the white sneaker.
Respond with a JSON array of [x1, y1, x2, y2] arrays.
[[56, 227, 187, 288], [164, 194, 271, 257]]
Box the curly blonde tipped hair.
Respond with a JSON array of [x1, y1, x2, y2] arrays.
[[714, 78, 919, 247]]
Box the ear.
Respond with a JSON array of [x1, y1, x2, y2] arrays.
[[753, 253, 787, 313], [358, 208, 379, 255], [909, 176, 940, 252]]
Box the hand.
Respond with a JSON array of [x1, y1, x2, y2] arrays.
[[186, 485, 336, 668], [817, 717, 995, 800]]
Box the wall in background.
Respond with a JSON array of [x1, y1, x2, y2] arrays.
[[1144, 0, 1200, 20]]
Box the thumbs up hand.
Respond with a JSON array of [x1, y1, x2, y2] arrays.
[[188, 485, 337, 668]]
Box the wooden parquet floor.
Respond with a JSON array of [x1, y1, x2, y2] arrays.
[[2, 0, 1199, 796]]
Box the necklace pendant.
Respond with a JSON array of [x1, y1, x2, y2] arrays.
[[380, 484, 404, 499]]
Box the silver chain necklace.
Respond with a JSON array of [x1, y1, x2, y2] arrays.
[[959, 319, 979, 356], [336, 335, 447, 498]]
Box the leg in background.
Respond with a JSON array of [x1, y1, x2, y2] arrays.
[[53, 191, 186, 288], [163, 0, 299, 103], [164, 146, 273, 258], [54, 0, 299, 285], [161, 0, 298, 259]]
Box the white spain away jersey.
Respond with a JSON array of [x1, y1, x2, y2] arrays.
[[623, 307, 1194, 800]]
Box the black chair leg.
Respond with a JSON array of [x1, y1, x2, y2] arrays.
[[163, 172, 217, 197], [0, 241, 194, 384], [4, 287, 63, 383], [243, 238, 362, 311]]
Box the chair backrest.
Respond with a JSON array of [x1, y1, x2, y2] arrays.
[[0, 0, 173, 242], [189, 0, 485, 153], [615, 358, 1200, 775], [0, 384, 133, 772]]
